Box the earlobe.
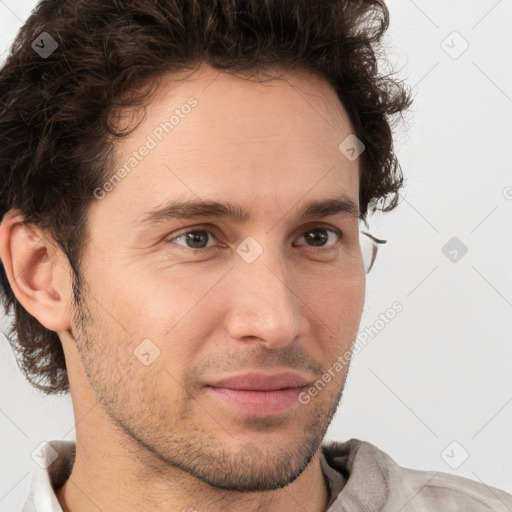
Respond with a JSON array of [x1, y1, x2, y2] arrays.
[[0, 210, 72, 333]]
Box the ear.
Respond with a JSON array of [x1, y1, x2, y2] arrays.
[[0, 209, 74, 333]]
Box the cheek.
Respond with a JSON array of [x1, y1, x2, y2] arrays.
[[297, 262, 365, 309], [298, 269, 365, 346], [94, 259, 217, 335]]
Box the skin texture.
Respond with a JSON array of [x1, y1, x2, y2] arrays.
[[0, 63, 366, 512]]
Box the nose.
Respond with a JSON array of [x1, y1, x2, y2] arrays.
[[224, 244, 308, 350]]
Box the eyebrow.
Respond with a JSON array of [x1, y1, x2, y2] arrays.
[[136, 195, 360, 226]]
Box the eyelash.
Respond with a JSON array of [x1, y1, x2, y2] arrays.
[[166, 225, 343, 254]]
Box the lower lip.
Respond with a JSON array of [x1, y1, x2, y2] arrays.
[[206, 386, 306, 416]]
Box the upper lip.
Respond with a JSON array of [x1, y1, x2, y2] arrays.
[[206, 371, 311, 391]]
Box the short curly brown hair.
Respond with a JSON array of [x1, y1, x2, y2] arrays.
[[0, 0, 412, 395]]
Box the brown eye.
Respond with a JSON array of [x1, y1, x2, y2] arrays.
[[169, 229, 216, 250], [293, 227, 341, 249]]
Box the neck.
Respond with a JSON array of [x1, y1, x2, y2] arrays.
[[56, 434, 331, 512]]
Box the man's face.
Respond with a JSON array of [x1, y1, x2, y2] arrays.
[[70, 64, 365, 491]]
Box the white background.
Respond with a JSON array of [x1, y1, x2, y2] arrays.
[[1, 0, 511, 509]]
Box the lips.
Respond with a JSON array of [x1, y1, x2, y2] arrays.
[[205, 371, 311, 391]]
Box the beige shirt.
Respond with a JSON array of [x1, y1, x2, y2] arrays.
[[21, 438, 512, 511]]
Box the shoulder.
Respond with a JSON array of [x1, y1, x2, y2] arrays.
[[399, 464, 512, 511], [322, 438, 512, 511]]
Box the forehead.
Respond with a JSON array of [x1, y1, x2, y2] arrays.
[[91, 64, 360, 231], [149, 63, 353, 143]]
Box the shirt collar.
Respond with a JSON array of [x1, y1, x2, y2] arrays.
[[21, 440, 75, 512]]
